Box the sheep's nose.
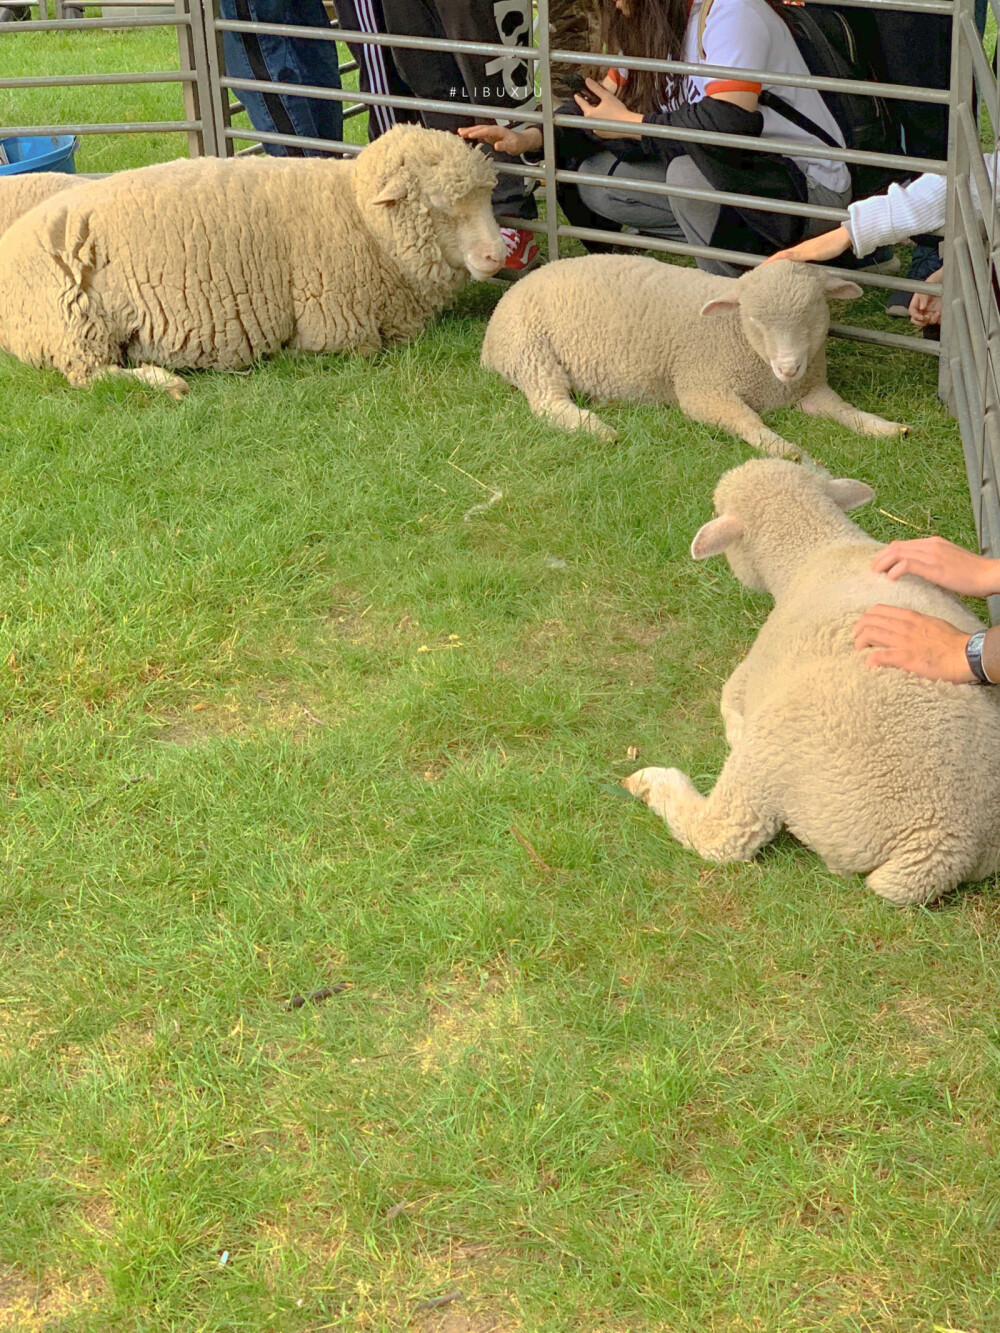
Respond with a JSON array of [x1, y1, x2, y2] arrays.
[[467, 248, 504, 277], [771, 356, 803, 382]]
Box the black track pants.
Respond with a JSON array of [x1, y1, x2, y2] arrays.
[[379, 0, 536, 217], [330, 0, 419, 140]]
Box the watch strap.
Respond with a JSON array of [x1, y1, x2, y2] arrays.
[[966, 630, 991, 684]]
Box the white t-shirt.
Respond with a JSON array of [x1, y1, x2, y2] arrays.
[[669, 0, 851, 195]]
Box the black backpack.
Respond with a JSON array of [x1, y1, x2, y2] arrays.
[[757, 4, 899, 197]]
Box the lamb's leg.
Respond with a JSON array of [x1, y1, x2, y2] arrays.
[[624, 753, 780, 863], [798, 383, 908, 438], [866, 849, 961, 907], [675, 388, 802, 460], [508, 337, 617, 440], [719, 661, 749, 748], [104, 364, 189, 400], [530, 391, 616, 439]]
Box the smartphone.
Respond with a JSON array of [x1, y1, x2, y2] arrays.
[[564, 72, 602, 106]]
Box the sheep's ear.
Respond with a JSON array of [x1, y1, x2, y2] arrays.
[[691, 514, 743, 559], [372, 172, 408, 206], [824, 478, 874, 510], [823, 276, 863, 301], [700, 291, 741, 317]]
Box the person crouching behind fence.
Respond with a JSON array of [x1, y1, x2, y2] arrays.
[[460, 0, 852, 276]]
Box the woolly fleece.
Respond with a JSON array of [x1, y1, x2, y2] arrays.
[[0, 171, 82, 241], [0, 125, 500, 389], [481, 254, 908, 458], [625, 460, 1000, 906]]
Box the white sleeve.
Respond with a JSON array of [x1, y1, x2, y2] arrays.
[[700, 2, 770, 88], [844, 174, 947, 256]]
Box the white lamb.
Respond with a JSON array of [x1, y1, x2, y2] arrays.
[[481, 254, 908, 459], [0, 125, 504, 397], [625, 460, 1000, 906]]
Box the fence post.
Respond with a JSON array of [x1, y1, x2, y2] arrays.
[[178, 0, 231, 157], [939, 0, 971, 408], [535, 0, 560, 264]]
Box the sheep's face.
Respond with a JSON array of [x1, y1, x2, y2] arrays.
[[429, 186, 506, 280], [359, 125, 504, 283], [700, 261, 863, 387]]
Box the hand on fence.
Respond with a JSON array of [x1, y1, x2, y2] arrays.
[[760, 226, 852, 266], [908, 264, 943, 329], [870, 536, 1000, 599], [853, 605, 976, 683], [458, 124, 543, 156]]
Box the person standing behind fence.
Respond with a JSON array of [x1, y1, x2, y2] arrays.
[[378, 0, 541, 271], [331, 0, 419, 140], [219, 0, 343, 155], [461, 0, 853, 276]]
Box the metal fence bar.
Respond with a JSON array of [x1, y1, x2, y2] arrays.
[[942, 0, 1000, 614], [4, 122, 202, 136], [0, 73, 193, 89]]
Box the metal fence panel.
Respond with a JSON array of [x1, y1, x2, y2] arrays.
[[942, 0, 1000, 617]]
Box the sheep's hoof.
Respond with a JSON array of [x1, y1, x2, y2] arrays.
[[623, 765, 678, 805]]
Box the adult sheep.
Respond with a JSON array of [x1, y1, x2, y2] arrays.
[[0, 171, 82, 241], [625, 460, 1000, 906], [0, 125, 504, 396], [481, 255, 908, 459]]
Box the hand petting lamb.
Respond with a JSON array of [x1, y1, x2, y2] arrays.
[[0, 125, 504, 397], [625, 460, 1000, 906], [481, 255, 907, 459]]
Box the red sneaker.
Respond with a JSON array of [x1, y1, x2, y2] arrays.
[[500, 226, 541, 273]]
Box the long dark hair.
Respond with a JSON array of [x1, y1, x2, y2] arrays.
[[598, 0, 795, 113]]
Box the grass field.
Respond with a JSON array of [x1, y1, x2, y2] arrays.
[[2, 19, 1000, 1333]]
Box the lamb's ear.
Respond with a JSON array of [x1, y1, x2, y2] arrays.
[[824, 478, 874, 510], [700, 291, 741, 317], [372, 172, 408, 206], [691, 514, 744, 559], [823, 276, 863, 301]]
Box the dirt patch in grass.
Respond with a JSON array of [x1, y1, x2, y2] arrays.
[[412, 1309, 516, 1333], [0, 1265, 107, 1331], [414, 964, 522, 1073], [155, 684, 332, 746]]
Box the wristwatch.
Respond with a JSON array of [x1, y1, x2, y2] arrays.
[[966, 631, 995, 684]]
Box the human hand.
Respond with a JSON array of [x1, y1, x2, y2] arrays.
[[760, 226, 852, 266], [853, 604, 974, 682], [457, 123, 542, 156], [575, 77, 643, 138], [908, 263, 943, 328], [871, 536, 1000, 598]]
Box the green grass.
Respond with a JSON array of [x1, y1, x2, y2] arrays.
[[2, 22, 1000, 1333]]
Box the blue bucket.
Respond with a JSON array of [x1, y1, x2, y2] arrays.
[[0, 135, 79, 176]]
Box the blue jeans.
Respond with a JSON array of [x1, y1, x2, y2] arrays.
[[219, 0, 343, 155]]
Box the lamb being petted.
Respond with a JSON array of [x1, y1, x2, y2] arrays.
[[481, 255, 908, 458], [0, 125, 504, 396], [625, 460, 1000, 906]]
